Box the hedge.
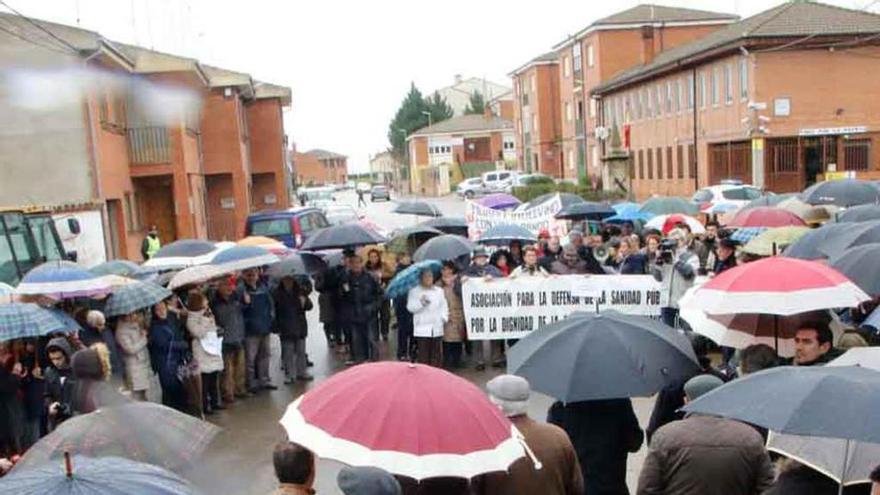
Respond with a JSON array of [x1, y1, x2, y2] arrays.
[[511, 181, 625, 203]]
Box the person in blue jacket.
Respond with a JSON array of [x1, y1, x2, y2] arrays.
[[148, 300, 189, 413]]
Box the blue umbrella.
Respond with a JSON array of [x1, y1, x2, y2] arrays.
[[89, 260, 143, 277], [605, 203, 654, 223], [385, 260, 442, 300], [15, 261, 111, 299], [0, 303, 80, 342], [508, 311, 700, 402], [1, 455, 196, 494], [103, 281, 172, 317], [477, 224, 537, 246], [153, 239, 216, 259], [682, 366, 880, 443], [835, 204, 880, 223], [210, 245, 280, 272], [730, 227, 768, 244]]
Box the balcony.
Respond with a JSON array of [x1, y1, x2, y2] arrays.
[[127, 126, 171, 164]]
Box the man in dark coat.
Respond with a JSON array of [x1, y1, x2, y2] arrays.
[[273, 276, 314, 383], [549, 398, 644, 495], [239, 268, 276, 392], [482, 375, 584, 495], [44, 337, 76, 430], [211, 280, 249, 403], [551, 245, 590, 275], [340, 254, 383, 364], [637, 375, 774, 495], [539, 236, 564, 271]]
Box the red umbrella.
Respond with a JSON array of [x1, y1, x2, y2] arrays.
[[280, 362, 526, 480], [726, 207, 807, 228], [679, 257, 868, 316]]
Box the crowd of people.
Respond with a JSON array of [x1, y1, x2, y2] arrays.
[[2, 215, 879, 494]]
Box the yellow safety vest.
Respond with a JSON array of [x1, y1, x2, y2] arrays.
[[145, 235, 161, 259]]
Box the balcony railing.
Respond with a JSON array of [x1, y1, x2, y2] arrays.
[[127, 126, 171, 164]]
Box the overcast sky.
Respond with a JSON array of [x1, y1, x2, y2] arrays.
[[6, 0, 874, 172]]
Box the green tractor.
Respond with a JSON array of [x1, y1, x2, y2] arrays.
[[0, 209, 77, 286]]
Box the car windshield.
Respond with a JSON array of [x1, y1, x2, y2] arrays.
[[250, 218, 292, 236], [373, 186, 387, 192], [722, 187, 762, 201]]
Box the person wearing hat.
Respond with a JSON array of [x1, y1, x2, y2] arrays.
[[481, 375, 584, 495], [462, 248, 503, 370], [636, 374, 774, 495], [337, 465, 401, 495], [141, 224, 161, 261]]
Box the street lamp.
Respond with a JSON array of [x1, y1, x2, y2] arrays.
[[421, 110, 433, 127]]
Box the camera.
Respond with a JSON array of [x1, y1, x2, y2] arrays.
[[657, 239, 678, 265]]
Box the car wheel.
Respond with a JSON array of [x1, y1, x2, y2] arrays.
[[465, 191, 475, 199]]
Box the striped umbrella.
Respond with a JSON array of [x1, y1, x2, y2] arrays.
[[730, 227, 768, 244], [0, 282, 13, 304], [15, 261, 111, 299], [0, 303, 80, 342], [103, 281, 172, 317], [210, 245, 280, 273]]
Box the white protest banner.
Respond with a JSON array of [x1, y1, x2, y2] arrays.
[[463, 275, 664, 340], [465, 194, 568, 240]]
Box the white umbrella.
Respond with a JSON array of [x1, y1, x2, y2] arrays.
[[168, 265, 229, 290], [829, 347, 880, 371], [767, 431, 880, 486]]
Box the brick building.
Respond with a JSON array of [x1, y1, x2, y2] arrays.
[[549, 5, 738, 180], [592, 1, 880, 199], [407, 115, 515, 196], [511, 52, 563, 178], [292, 149, 348, 186]]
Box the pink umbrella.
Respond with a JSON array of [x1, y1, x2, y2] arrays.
[[679, 257, 869, 316], [645, 214, 705, 234], [280, 362, 527, 480], [726, 207, 807, 228]]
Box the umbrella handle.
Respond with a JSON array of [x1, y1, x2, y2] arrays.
[[517, 435, 543, 470], [64, 451, 72, 479]]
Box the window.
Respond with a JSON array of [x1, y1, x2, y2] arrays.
[[686, 74, 695, 109], [250, 219, 292, 236], [844, 138, 871, 171], [647, 148, 654, 179], [638, 149, 645, 179], [656, 148, 663, 179], [646, 87, 653, 117], [503, 140, 515, 150], [666, 146, 673, 179], [677, 145, 684, 179], [565, 102, 572, 122], [124, 192, 140, 231], [699, 72, 706, 108], [577, 100, 584, 121], [739, 58, 749, 100], [666, 81, 673, 113], [725, 64, 733, 104], [711, 67, 720, 105], [637, 90, 644, 119], [563, 56, 571, 77], [676, 79, 682, 112], [688, 144, 696, 178], [573, 44, 582, 72], [587, 44, 595, 67], [656, 84, 663, 116]]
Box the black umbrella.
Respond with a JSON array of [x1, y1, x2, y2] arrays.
[[828, 243, 880, 296], [783, 223, 858, 260], [682, 365, 880, 443], [392, 200, 442, 217], [835, 204, 880, 223], [742, 193, 798, 210], [801, 179, 880, 207], [265, 252, 327, 279], [477, 224, 537, 246], [413, 234, 477, 262], [300, 224, 387, 251], [508, 311, 700, 402], [816, 220, 880, 259], [554, 202, 616, 220], [386, 225, 444, 254], [420, 216, 469, 237]]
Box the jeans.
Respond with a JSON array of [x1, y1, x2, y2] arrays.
[[350, 322, 378, 363], [378, 301, 390, 338], [281, 338, 307, 380], [202, 372, 220, 409], [661, 307, 680, 328], [416, 337, 443, 367], [443, 342, 463, 369], [222, 346, 247, 401], [245, 334, 272, 389], [397, 320, 413, 359]]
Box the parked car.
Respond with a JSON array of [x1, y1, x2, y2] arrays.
[[691, 183, 766, 211], [245, 207, 330, 248], [456, 177, 488, 199], [302, 186, 336, 209], [481, 170, 517, 192], [323, 204, 360, 226], [506, 173, 553, 192], [370, 185, 391, 202]]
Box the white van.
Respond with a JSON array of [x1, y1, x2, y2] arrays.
[[481, 170, 517, 192]]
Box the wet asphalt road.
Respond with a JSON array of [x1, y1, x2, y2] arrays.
[[193, 190, 654, 494]]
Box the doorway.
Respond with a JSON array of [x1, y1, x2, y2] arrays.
[[802, 136, 837, 189]]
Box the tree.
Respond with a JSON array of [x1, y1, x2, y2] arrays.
[[425, 92, 453, 123], [387, 85, 453, 161], [464, 90, 486, 115]]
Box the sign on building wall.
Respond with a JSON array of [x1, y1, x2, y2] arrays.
[[798, 126, 868, 137], [220, 197, 235, 209], [465, 194, 567, 240], [462, 275, 664, 340]]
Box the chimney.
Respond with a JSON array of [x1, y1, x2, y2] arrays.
[[640, 25, 655, 65], [454, 74, 463, 85]]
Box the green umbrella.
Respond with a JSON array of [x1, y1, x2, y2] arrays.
[[639, 196, 698, 215], [742, 226, 812, 257]]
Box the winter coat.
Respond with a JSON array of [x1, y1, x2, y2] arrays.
[[539, 248, 564, 272], [550, 259, 589, 275], [211, 292, 246, 349], [462, 263, 503, 278], [440, 282, 465, 342], [273, 284, 313, 341], [481, 415, 584, 495], [148, 313, 189, 387], [316, 266, 346, 324], [619, 253, 648, 275], [115, 319, 152, 392], [186, 309, 224, 374], [652, 249, 699, 309], [0, 363, 21, 451], [79, 324, 123, 378], [239, 281, 275, 337], [339, 270, 383, 325], [44, 337, 76, 426], [692, 239, 717, 275], [713, 254, 737, 275], [638, 415, 775, 495], [548, 399, 644, 495], [407, 285, 448, 338]]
